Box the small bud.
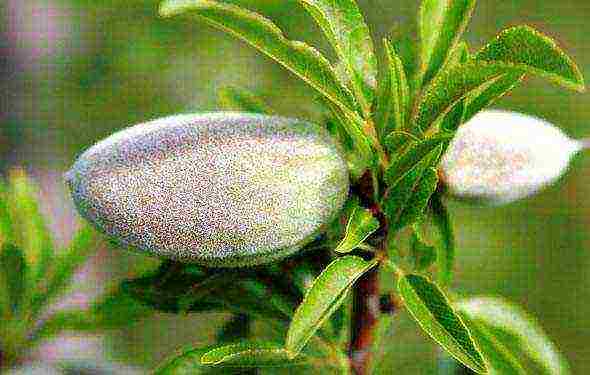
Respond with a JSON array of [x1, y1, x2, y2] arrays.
[[440, 109, 585, 205], [66, 113, 349, 267]]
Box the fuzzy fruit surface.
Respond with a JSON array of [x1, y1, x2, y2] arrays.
[[66, 112, 349, 267], [440, 109, 583, 205]]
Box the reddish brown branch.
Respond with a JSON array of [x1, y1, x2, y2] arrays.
[[349, 266, 380, 375]]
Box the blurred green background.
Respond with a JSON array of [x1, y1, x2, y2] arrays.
[[2, 0, 590, 373]]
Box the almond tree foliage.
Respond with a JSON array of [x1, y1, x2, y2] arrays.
[[0, 0, 585, 374]]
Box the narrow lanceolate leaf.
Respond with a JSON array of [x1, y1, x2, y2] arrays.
[[375, 39, 410, 137], [390, 24, 420, 94], [33, 286, 153, 340], [335, 206, 380, 253], [383, 153, 436, 229], [32, 310, 98, 342], [201, 342, 307, 367], [0, 182, 13, 248], [440, 99, 466, 133], [217, 86, 275, 114], [286, 256, 377, 357], [384, 135, 449, 187], [398, 274, 486, 374], [299, 0, 377, 116], [440, 42, 470, 132], [159, 0, 357, 113], [0, 243, 27, 313], [7, 169, 53, 284], [415, 62, 510, 132], [459, 312, 527, 375], [418, 0, 476, 85], [475, 25, 585, 92], [458, 297, 571, 375], [395, 168, 439, 231], [30, 225, 99, 317], [463, 70, 525, 122], [430, 193, 455, 287]]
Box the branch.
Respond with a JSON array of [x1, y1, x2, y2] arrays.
[[348, 170, 387, 374], [349, 266, 380, 374]]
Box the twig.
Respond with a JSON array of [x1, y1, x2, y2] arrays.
[[348, 266, 380, 375]]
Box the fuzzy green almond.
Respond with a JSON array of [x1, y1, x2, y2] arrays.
[[66, 112, 350, 267]]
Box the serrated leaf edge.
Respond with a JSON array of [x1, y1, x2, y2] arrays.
[[399, 275, 487, 374], [286, 256, 377, 358], [475, 25, 585, 92]]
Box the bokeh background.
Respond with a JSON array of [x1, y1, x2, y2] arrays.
[[2, 0, 590, 373]]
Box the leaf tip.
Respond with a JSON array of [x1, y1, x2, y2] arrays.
[[199, 350, 220, 366], [285, 349, 297, 360], [159, 0, 197, 17], [158, 1, 175, 17], [572, 78, 586, 93]]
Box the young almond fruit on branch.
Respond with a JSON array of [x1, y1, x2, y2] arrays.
[[65, 112, 349, 267], [439, 109, 588, 205]]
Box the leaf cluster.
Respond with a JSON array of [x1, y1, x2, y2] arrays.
[[0, 169, 145, 369]]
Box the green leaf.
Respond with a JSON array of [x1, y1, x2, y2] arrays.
[[463, 70, 525, 122], [398, 274, 486, 373], [389, 23, 420, 95], [382, 130, 419, 153], [229, 278, 297, 319], [334, 206, 380, 253], [423, 26, 586, 130], [430, 193, 455, 286], [159, 0, 357, 113], [155, 345, 233, 374], [374, 39, 410, 137], [446, 41, 470, 68], [383, 157, 432, 230], [409, 229, 437, 271], [0, 243, 27, 314], [121, 263, 227, 314], [458, 297, 571, 374], [217, 86, 275, 114], [418, 0, 476, 85], [475, 25, 585, 92], [33, 287, 153, 342], [440, 42, 470, 132], [30, 225, 100, 317], [459, 312, 527, 375], [201, 342, 307, 367], [91, 287, 155, 329], [440, 99, 466, 133], [395, 167, 438, 231], [0, 182, 13, 249], [286, 256, 377, 357], [324, 99, 375, 174], [384, 135, 449, 187], [32, 310, 97, 342], [299, 0, 377, 116], [128, 265, 291, 325], [6, 169, 53, 285], [414, 62, 510, 132], [382, 143, 442, 234]]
